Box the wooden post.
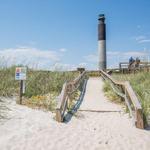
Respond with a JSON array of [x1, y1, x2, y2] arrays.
[[77, 68, 85, 74], [56, 109, 62, 122], [19, 80, 23, 104], [119, 63, 121, 72], [135, 109, 144, 129]]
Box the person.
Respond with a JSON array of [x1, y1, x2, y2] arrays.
[[129, 57, 134, 64], [135, 57, 140, 67], [135, 57, 140, 62]]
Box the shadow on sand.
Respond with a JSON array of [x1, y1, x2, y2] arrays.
[[64, 79, 88, 123], [145, 125, 150, 131]]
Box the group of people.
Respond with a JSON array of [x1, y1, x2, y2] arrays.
[[129, 57, 140, 64], [128, 57, 141, 70]]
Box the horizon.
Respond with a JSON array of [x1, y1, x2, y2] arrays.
[[0, 0, 150, 70]]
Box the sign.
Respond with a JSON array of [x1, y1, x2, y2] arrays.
[[15, 67, 27, 80]]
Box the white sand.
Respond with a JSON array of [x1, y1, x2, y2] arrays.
[[79, 78, 122, 111], [0, 78, 150, 150]]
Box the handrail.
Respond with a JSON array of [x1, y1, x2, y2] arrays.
[[56, 71, 87, 122], [100, 70, 144, 129]]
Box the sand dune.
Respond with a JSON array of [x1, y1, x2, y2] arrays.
[[0, 78, 150, 150]]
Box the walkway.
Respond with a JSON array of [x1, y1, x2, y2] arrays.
[[79, 77, 122, 112], [0, 78, 150, 150]]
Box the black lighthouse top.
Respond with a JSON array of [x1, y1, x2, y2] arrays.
[[98, 14, 105, 24], [98, 14, 106, 40]]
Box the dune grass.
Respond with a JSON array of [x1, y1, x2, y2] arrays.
[[113, 72, 150, 125], [0, 66, 18, 96], [103, 81, 123, 104], [0, 66, 78, 111], [103, 72, 150, 126], [25, 70, 78, 97]]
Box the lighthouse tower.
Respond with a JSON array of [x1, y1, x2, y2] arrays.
[[98, 14, 106, 70]]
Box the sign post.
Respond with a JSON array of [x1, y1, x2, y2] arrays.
[[15, 67, 27, 104]]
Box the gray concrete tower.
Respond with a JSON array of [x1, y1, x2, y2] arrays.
[[98, 14, 106, 70]]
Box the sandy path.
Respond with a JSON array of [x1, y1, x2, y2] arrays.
[[79, 78, 122, 111], [0, 78, 150, 150]]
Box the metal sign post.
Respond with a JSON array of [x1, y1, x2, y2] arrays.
[[15, 67, 27, 104]]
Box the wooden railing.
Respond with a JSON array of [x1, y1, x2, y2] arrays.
[[100, 70, 144, 129], [119, 61, 150, 73], [56, 71, 87, 122]]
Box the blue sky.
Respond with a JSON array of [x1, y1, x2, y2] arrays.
[[0, 0, 150, 70]]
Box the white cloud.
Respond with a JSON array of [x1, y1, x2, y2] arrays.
[[84, 50, 150, 69], [84, 54, 98, 62], [135, 36, 150, 43], [1, 45, 149, 71], [135, 36, 146, 41], [78, 62, 87, 68], [50, 62, 88, 71], [123, 51, 148, 57], [107, 50, 149, 61], [138, 39, 150, 43], [59, 48, 67, 52], [107, 50, 150, 68], [0, 46, 61, 69], [107, 51, 120, 56], [0, 46, 92, 71], [50, 63, 76, 71], [107, 50, 148, 57]]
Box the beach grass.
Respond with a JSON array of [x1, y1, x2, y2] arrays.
[[103, 81, 123, 104], [0, 66, 78, 111], [103, 72, 150, 126]]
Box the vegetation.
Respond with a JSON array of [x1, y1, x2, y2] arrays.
[[23, 94, 57, 112], [0, 66, 78, 111], [113, 72, 150, 125], [87, 71, 100, 77], [103, 81, 123, 104], [0, 66, 18, 96], [25, 70, 78, 97], [103, 72, 150, 126]]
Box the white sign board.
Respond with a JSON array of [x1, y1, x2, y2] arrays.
[[15, 67, 27, 80]]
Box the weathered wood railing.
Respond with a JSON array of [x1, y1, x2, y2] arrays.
[[56, 71, 87, 122], [119, 61, 150, 73], [100, 70, 144, 129]]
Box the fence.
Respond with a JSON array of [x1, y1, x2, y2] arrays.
[[100, 70, 144, 129], [55, 71, 87, 122]]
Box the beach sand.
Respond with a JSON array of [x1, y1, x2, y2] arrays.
[[0, 78, 150, 150]]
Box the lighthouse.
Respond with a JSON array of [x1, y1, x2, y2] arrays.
[[98, 14, 106, 70]]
